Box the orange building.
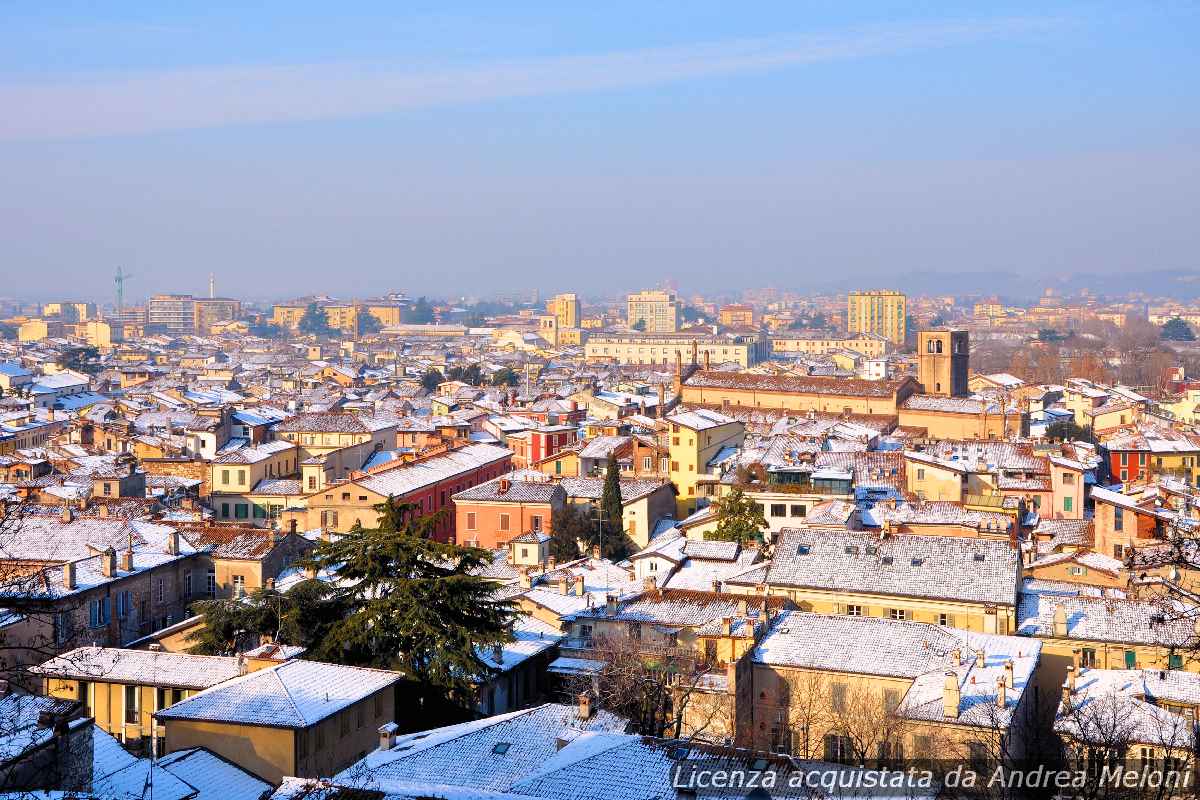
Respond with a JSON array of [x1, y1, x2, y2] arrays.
[[451, 475, 566, 548]]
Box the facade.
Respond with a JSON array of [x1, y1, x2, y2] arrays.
[[147, 295, 199, 334], [626, 290, 681, 333], [545, 293, 581, 329], [452, 476, 565, 549], [718, 304, 755, 327], [193, 298, 242, 335], [846, 290, 907, 346], [916, 329, 969, 397], [770, 332, 888, 358], [681, 371, 919, 417], [584, 333, 768, 367], [667, 408, 745, 517]]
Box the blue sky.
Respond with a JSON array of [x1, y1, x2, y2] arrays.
[[1, 2, 1197, 302]]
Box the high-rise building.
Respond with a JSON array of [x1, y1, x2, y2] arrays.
[[147, 294, 198, 334], [917, 329, 969, 397], [194, 298, 242, 334], [847, 290, 907, 346], [627, 290, 681, 333], [545, 293, 581, 329]]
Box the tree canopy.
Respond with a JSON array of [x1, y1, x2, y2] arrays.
[[298, 303, 334, 336], [407, 297, 435, 324], [304, 498, 517, 704], [708, 487, 767, 546], [420, 368, 444, 393], [601, 456, 624, 540], [357, 312, 383, 336], [186, 579, 340, 656], [492, 367, 519, 387], [1162, 318, 1195, 341]]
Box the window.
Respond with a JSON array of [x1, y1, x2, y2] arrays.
[[308, 476, 316, 490], [938, 613, 951, 627], [340, 712, 350, 736], [221, 503, 230, 518], [499, 514, 510, 531], [54, 611, 71, 644], [466, 512, 477, 530], [1169, 653, 1183, 670], [968, 741, 988, 772], [1080, 648, 1097, 668], [1064, 496, 1073, 513], [88, 598, 110, 628], [1113, 544, 1125, 560], [125, 685, 139, 724], [670, 461, 679, 471], [660, 458, 669, 472], [357, 705, 365, 729], [254, 505, 266, 519], [1124, 650, 1136, 669], [315, 725, 325, 749], [888, 608, 907, 621], [232, 575, 245, 596], [221, 469, 230, 485], [1114, 509, 1124, 532], [883, 689, 901, 712], [831, 683, 847, 712], [116, 591, 132, 620], [342, 492, 350, 501], [846, 605, 862, 617], [770, 504, 786, 518], [206, 570, 216, 597], [823, 734, 853, 764], [375, 694, 384, 717], [790, 504, 806, 517], [235, 503, 249, 519], [155, 579, 164, 603], [103, 482, 112, 496], [643, 456, 652, 471], [238, 469, 246, 485], [917, 468, 925, 480], [184, 571, 192, 598], [1063, 472, 1076, 485], [531, 515, 542, 532], [1068, 565, 1087, 576]]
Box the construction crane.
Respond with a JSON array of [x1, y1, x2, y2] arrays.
[[115, 267, 133, 317]]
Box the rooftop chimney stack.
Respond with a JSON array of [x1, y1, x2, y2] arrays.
[[1066, 665, 1077, 693], [577, 692, 594, 720], [101, 548, 116, 578], [996, 677, 1007, 709], [120, 548, 133, 572], [165, 531, 179, 556], [60, 505, 73, 524], [378, 721, 399, 752], [1004, 659, 1015, 688], [942, 671, 961, 718], [62, 562, 76, 590], [605, 594, 617, 616], [975, 650, 986, 669], [573, 574, 585, 595], [1053, 605, 1068, 638], [592, 544, 601, 560], [721, 616, 733, 636]]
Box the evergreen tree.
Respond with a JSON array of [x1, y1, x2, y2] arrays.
[[407, 297, 435, 324], [186, 581, 340, 655], [708, 487, 767, 546], [420, 368, 444, 393], [357, 312, 383, 336], [1162, 318, 1195, 341], [492, 367, 519, 387], [298, 303, 333, 336], [306, 500, 516, 708], [601, 456, 624, 538], [548, 505, 590, 562]]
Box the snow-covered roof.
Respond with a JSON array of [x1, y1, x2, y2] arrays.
[[31, 647, 244, 690]]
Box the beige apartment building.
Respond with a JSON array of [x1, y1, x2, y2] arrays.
[[627, 289, 681, 333], [584, 333, 768, 368], [847, 290, 907, 345], [545, 293, 581, 329], [770, 332, 888, 358]]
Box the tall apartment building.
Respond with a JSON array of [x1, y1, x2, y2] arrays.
[[545, 293, 581, 329], [147, 295, 198, 334], [194, 298, 242, 334], [846, 289, 907, 346], [627, 290, 681, 333]]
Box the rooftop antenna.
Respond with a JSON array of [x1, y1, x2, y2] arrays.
[[208, 272, 215, 299], [114, 267, 133, 317]]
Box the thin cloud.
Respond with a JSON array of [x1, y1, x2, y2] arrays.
[[1, 17, 1061, 141]]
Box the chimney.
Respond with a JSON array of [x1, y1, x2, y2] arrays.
[[378, 721, 399, 752], [736, 598, 749, 618], [62, 562, 76, 590], [288, 519, 298, 534], [996, 677, 1007, 709], [657, 384, 665, 419], [1004, 659, 1014, 688], [721, 616, 733, 636], [120, 548, 133, 572], [643, 575, 657, 594], [60, 505, 73, 524], [605, 594, 617, 616], [950, 648, 961, 665], [1065, 665, 1076, 693], [558, 576, 569, 595], [942, 671, 961, 718], [498, 478, 511, 495], [547, 555, 557, 570], [577, 692, 594, 720], [101, 547, 116, 577], [98, 504, 109, 519], [1052, 605, 1068, 638], [975, 650, 986, 669], [711, 579, 721, 594], [519, 568, 533, 590], [148, 643, 162, 652], [573, 574, 585, 595], [591, 544, 601, 560], [165, 531, 179, 556]]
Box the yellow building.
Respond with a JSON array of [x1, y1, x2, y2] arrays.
[[847, 289, 907, 346], [78, 320, 113, 348], [627, 289, 681, 333], [718, 304, 756, 327], [42, 302, 97, 321], [770, 332, 888, 358], [271, 304, 306, 329], [897, 395, 1026, 440], [209, 440, 298, 522], [681, 371, 918, 417], [585, 334, 768, 367], [18, 318, 61, 342], [666, 408, 745, 516], [546, 293, 581, 329]]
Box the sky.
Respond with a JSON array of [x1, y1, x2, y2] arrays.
[[1, 2, 1198, 304]]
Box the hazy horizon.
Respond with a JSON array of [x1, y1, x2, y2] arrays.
[[2, 2, 1197, 303]]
